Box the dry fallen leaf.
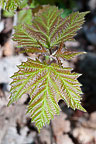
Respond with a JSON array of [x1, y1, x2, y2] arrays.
[[51, 112, 72, 144], [72, 112, 96, 144], [3, 40, 14, 56], [73, 125, 96, 143], [56, 134, 74, 144], [90, 112, 96, 122], [52, 112, 71, 137], [39, 129, 51, 144]]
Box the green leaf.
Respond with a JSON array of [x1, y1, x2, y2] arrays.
[[61, 9, 72, 18], [18, 9, 32, 25], [0, 0, 23, 11], [13, 24, 47, 54], [54, 42, 86, 60], [13, 6, 89, 52], [13, 6, 62, 50], [3, 10, 14, 17], [57, 51, 85, 60], [51, 11, 90, 46], [8, 58, 86, 131], [19, 0, 28, 9]]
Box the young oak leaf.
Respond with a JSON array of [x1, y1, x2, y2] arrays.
[[8, 58, 86, 131], [13, 6, 89, 51]]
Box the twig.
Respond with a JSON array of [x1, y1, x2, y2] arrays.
[[50, 120, 57, 144]]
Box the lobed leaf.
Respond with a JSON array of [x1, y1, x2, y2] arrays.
[[7, 5, 88, 132], [13, 25, 47, 54], [13, 6, 62, 52], [13, 6, 89, 54], [54, 42, 86, 60], [8, 59, 86, 131], [51, 11, 89, 46]]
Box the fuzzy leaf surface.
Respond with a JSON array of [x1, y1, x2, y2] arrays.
[[0, 0, 23, 11], [13, 6, 89, 53], [50, 10, 89, 46], [54, 43, 86, 60], [18, 9, 32, 25], [13, 24, 47, 54], [8, 58, 86, 131]]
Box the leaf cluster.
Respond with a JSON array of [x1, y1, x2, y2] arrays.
[[8, 6, 89, 131]]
